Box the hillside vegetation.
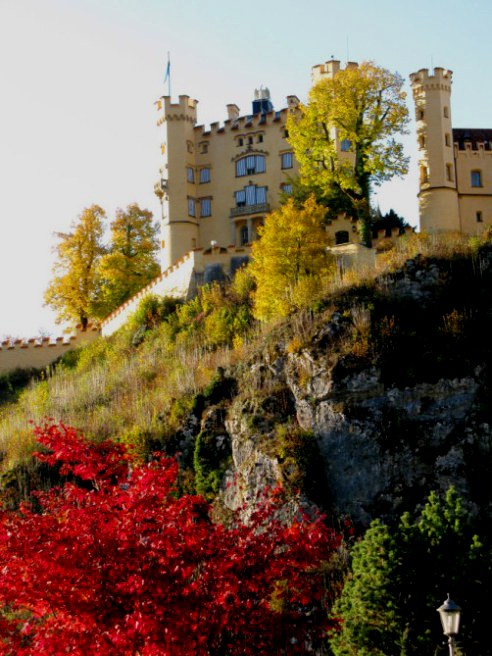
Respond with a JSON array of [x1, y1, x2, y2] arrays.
[[2, 231, 492, 653], [0, 231, 488, 501]]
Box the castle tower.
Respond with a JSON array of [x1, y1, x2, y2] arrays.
[[409, 67, 460, 232], [154, 95, 199, 271], [310, 60, 358, 162]]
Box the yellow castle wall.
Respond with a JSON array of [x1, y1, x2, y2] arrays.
[[410, 66, 492, 235], [0, 325, 99, 375]]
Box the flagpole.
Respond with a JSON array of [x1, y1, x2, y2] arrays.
[[166, 52, 171, 98]]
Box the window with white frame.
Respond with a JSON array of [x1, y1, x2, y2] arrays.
[[200, 198, 211, 217], [236, 155, 266, 177], [281, 152, 293, 169], [199, 168, 211, 184]]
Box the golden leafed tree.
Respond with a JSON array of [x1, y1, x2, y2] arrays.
[[287, 61, 409, 247], [250, 197, 333, 321], [44, 205, 106, 329], [97, 203, 160, 315]]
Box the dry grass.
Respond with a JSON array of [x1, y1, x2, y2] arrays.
[[1, 230, 488, 477]]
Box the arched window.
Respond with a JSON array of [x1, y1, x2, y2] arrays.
[[471, 170, 482, 187], [335, 230, 349, 245], [236, 155, 266, 177]]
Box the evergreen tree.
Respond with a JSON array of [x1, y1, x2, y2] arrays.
[[330, 488, 491, 655]]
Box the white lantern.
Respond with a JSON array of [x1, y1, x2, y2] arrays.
[[437, 594, 461, 636]]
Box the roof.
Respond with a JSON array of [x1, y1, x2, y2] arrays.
[[453, 128, 492, 150]]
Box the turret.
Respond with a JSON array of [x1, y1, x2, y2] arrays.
[[155, 95, 199, 271], [410, 67, 460, 232], [252, 87, 273, 115], [310, 59, 358, 159]]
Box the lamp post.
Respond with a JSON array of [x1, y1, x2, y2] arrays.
[[437, 594, 461, 656]]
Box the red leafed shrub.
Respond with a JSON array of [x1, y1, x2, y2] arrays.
[[0, 423, 341, 655]]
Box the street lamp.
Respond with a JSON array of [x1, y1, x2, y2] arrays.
[[437, 594, 461, 656]]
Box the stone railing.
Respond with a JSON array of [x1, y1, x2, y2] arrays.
[[230, 203, 270, 218]]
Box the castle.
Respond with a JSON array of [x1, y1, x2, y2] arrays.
[[410, 67, 492, 233], [152, 59, 374, 275], [3, 60, 490, 372]]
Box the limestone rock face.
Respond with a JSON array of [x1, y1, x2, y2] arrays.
[[220, 251, 492, 525]]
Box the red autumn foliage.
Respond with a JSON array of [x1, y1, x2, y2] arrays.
[[0, 423, 341, 655]]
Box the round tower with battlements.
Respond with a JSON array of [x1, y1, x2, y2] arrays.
[[154, 95, 199, 271], [409, 67, 460, 232]]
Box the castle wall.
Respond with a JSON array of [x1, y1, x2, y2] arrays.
[[101, 250, 197, 336], [410, 66, 492, 235], [154, 90, 300, 272], [0, 325, 99, 375], [410, 67, 460, 233]]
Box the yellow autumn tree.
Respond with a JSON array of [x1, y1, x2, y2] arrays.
[[287, 61, 409, 247], [250, 197, 333, 321], [44, 205, 106, 329], [96, 203, 160, 316]]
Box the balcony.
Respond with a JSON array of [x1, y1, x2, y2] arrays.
[[154, 179, 168, 198], [230, 202, 270, 218]]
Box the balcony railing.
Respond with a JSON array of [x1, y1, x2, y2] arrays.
[[230, 202, 270, 218]]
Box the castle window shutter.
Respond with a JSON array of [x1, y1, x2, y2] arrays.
[[245, 184, 256, 205], [256, 155, 266, 173], [235, 190, 246, 206], [188, 198, 196, 217], [236, 158, 247, 176], [256, 186, 267, 203], [246, 155, 256, 174], [200, 168, 211, 183]]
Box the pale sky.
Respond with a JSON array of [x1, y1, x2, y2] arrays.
[[1, 0, 491, 338]]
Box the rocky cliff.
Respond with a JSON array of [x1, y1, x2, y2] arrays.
[[185, 248, 492, 526]]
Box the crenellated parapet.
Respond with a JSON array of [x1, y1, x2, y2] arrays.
[[0, 324, 100, 375], [409, 67, 453, 96], [101, 245, 252, 337], [311, 59, 359, 84], [192, 105, 289, 141], [155, 95, 199, 127]]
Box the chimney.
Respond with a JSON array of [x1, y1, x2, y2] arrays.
[[286, 95, 300, 109], [226, 104, 240, 120]]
